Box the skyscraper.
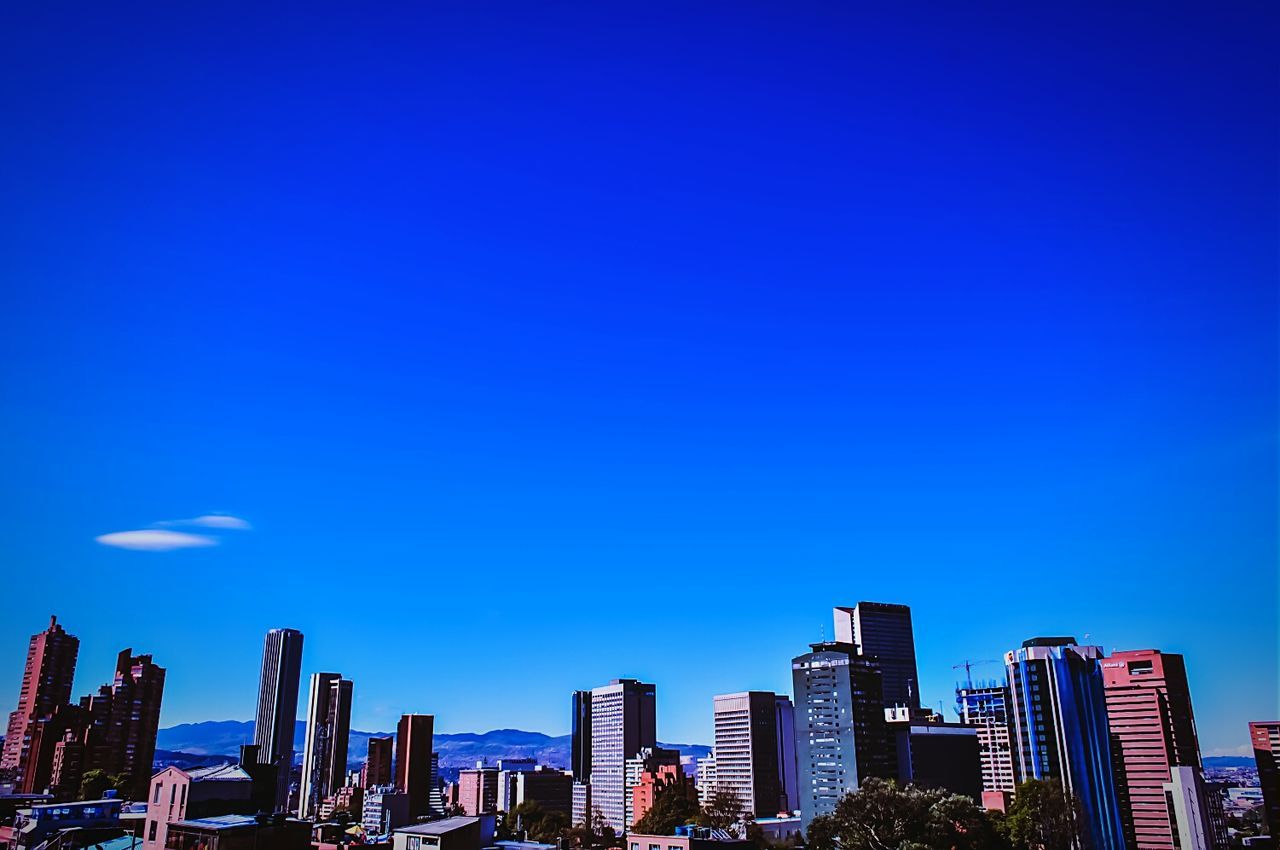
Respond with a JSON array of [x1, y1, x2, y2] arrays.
[[363, 736, 394, 789], [956, 682, 1016, 795], [1250, 721, 1280, 836], [711, 692, 785, 818], [76, 649, 166, 800], [1163, 767, 1226, 850], [572, 690, 592, 782], [833, 603, 920, 710], [1006, 637, 1125, 850], [298, 673, 354, 818], [1102, 650, 1201, 850], [774, 695, 798, 814], [253, 628, 304, 812], [587, 679, 656, 833], [396, 713, 435, 819], [1, 617, 79, 790], [791, 641, 890, 829]]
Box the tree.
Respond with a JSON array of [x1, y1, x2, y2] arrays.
[[699, 787, 746, 831], [1000, 780, 1080, 850], [78, 769, 130, 802], [803, 778, 1007, 850], [633, 776, 700, 836]]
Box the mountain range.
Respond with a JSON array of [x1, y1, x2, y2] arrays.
[[156, 721, 711, 773]]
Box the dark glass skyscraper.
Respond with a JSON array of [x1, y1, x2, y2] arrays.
[[396, 713, 435, 819], [298, 672, 353, 818], [1006, 637, 1125, 850], [253, 627, 304, 811], [791, 641, 890, 829], [834, 603, 920, 710], [571, 690, 592, 782]]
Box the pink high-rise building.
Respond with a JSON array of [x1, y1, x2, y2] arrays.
[[1, 617, 79, 790], [1102, 649, 1203, 850]]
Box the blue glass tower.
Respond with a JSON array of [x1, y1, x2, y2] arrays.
[[1005, 638, 1126, 850]]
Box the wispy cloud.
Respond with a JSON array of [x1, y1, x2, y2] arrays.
[[162, 514, 253, 531], [96, 529, 219, 551], [1206, 744, 1251, 757]]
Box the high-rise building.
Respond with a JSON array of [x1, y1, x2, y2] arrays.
[[363, 736, 394, 789], [833, 603, 920, 710], [496, 759, 539, 813], [253, 628, 304, 812], [396, 713, 435, 819], [631, 762, 696, 829], [1006, 637, 1125, 850], [956, 682, 1016, 795], [774, 696, 798, 814], [1250, 721, 1280, 836], [1162, 767, 1227, 850], [586, 678, 656, 833], [572, 690, 593, 782], [1102, 649, 1202, 850], [884, 708, 982, 800], [791, 641, 890, 829], [298, 673, 354, 818], [458, 763, 500, 815], [711, 692, 787, 818], [1, 617, 80, 790], [75, 649, 166, 800]]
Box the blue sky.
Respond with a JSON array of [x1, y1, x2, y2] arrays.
[[0, 2, 1275, 756]]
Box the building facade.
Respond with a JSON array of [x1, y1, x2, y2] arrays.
[[458, 765, 500, 815], [956, 682, 1017, 795], [587, 679, 656, 833], [364, 736, 394, 789], [624, 747, 680, 829], [791, 641, 890, 829], [74, 648, 166, 801], [572, 690, 592, 783], [711, 692, 786, 818], [1250, 721, 1280, 837], [298, 673, 353, 818], [833, 603, 920, 710], [885, 712, 982, 800], [1006, 638, 1125, 850], [1, 617, 80, 791], [252, 628, 305, 812], [397, 714, 436, 819]]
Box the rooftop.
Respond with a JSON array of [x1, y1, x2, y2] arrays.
[[396, 816, 480, 836], [187, 763, 253, 782]]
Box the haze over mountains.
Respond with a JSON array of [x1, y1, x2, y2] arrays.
[[156, 721, 711, 773]]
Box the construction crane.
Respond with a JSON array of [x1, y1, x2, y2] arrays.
[[953, 659, 1000, 690]]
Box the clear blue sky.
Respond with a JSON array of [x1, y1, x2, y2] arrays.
[[0, 2, 1275, 757]]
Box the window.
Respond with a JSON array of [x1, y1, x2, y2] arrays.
[[154, 783, 162, 804], [149, 820, 158, 841]]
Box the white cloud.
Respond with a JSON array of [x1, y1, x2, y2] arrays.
[[186, 514, 252, 530], [1205, 744, 1251, 757], [96, 529, 219, 551]]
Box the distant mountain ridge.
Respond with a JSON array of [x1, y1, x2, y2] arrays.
[[156, 721, 710, 771]]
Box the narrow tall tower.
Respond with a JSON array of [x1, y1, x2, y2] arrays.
[[298, 673, 353, 818], [1, 617, 79, 789], [587, 679, 656, 833], [253, 628, 304, 811], [834, 603, 920, 710], [571, 690, 592, 782], [396, 714, 435, 819]]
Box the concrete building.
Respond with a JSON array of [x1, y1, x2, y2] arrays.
[[773, 696, 797, 814], [631, 762, 696, 830], [833, 603, 920, 710], [1006, 637, 1125, 850], [8, 797, 123, 849], [510, 768, 574, 816], [696, 754, 717, 807], [710, 692, 788, 818], [624, 747, 681, 829], [363, 784, 412, 838], [364, 736, 394, 789], [495, 759, 538, 812], [458, 764, 500, 815], [143, 749, 275, 850], [571, 780, 591, 828], [1163, 767, 1226, 850], [298, 673, 353, 818], [397, 714, 435, 819], [627, 826, 754, 850], [1102, 650, 1203, 850], [884, 709, 982, 800], [1251, 721, 1280, 836], [162, 813, 311, 849], [1, 617, 79, 793], [252, 628, 304, 812], [572, 690, 592, 782], [587, 679, 656, 833], [392, 814, 496, 850], [791, 640, 890, 829], [956, 682, 1016, 796]]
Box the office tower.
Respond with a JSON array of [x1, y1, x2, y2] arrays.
[[396, 713, 435, 819], [571, 781, 591, 828], [587, 678, 656, 833], [363, 736, 394, 789], [956, 682, 1017, 795], [253, 628, 304, 811], [1006, 638, 1125, 850], [774, 696, 798, 814], [833, 603, 920, 710], [75, 649, 166, 800], [1251, 721, 1280, 835], [298, 673, 354, 818], [696, 753, 717, 807], [2, 617, 80, 790], [1162, 767, 1227, 850], [884, 709, 982, 800], [712, 692, 786, 818], [509, 768, 573, 816], [1102, 650, 1202, 850], [624, 747, 680, 829], [496, 759, 539, 813], [791, 641, 890, 829], [458, 763, 500, 815], [572, 690, 593, 782]]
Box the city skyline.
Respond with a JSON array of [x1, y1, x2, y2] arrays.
[[1, 1, 1275, 769]]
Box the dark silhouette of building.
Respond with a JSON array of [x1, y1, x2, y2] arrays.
[[1251, 721, 1280, 837], [1, 617, 80, 791], [396, 713, 435, 819], [363, 736, 394, 789], [298, 673, 353, 818], [571, 690, 592, 782], [253, 628, 304, 812], [834, 603, 920, 710], [73, 649, 166, 800]]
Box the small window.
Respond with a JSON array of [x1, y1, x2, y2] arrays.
[[153, 783, 162, 804], [149, 820, 158, 841]]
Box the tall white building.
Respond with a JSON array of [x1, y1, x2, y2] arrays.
[[956, 683, 1016, 794], [712, 692, 793, 818], [587, 679, 656, 833], [1164, 768, 1219, 850], [298, 672, 353, 819]]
